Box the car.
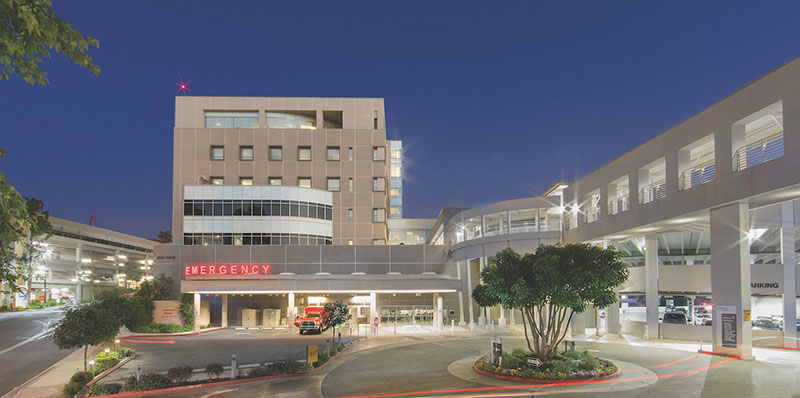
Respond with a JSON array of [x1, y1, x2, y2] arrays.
[[752, 317, 781, 330], [694, 313, 712, 326], [663, 312, 689, 325]]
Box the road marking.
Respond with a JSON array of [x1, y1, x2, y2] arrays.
[[0, 326, 56, 356], [200, 388, 239, 398]]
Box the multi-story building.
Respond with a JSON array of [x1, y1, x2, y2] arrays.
[[172, 97, 392, 246]]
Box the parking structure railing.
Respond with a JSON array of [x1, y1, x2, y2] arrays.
[[732, 132, 784, 172]]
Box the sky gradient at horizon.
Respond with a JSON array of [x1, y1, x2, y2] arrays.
[[2, 1, 799, 238]]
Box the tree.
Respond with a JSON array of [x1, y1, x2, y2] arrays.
[[322, 300, 351, 341], [473, 244, 628, 361], [52, 305, 120, 370], [133, 274, 174, 316], [153, 231, 172, 244], [95, 293, 151, 330], [0, 145, 52, 300], [0, 0, 100, 85]]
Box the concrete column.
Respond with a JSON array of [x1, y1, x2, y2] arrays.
[[75, 244, 83, 303], [287, 292, 295, 332], [193, 293, 201, 333], [465, 259, 475, 327], [645, 234, 659, 339], [456, 261, 466, 326], [369, 292, 377, 334], [510, 308, 516, 330], [221, 294, 228, 328], [606, 290, 621, 335], [498, 304, 506, 327], [570, 310, 586, 335], [436, 294, 444, 330], [506, 211, 511, 234], [780, 202, 798, 348], [709, 202, 752, 357], [478, 257, 487, 326]]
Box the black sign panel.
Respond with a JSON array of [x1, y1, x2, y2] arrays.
[[721, 313, 737, 348]]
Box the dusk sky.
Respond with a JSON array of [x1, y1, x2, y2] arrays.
[[2, 1, 799, 238]]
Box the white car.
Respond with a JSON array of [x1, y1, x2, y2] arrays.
[[694, 313, 711, 326]]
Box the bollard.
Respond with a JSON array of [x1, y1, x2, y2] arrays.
[[393, 321, 397, 334], [89, 360, 95, 374], [231, 355, 237, 380], [349, 327, 352, 344], [326, 339, 330, 355], [338, 331, 341, 344], [136, 364, 141, 380], [470, 322, 474, 331]]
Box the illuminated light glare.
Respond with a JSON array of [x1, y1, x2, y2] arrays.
[[117, 255, 127, 260], [746, 228, 768, 243], [307, 296, 328, 305], [80, 258, 92, 264], [175, 76, 191, 95]]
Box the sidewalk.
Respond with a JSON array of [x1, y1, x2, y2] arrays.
[[3, 346, 98, 398]]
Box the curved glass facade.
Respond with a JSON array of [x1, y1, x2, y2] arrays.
[[452, 207, 561, 244]]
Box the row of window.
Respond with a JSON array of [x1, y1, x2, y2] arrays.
[[210, 145, 386, 162], [205, 176, 385, 192], [184, 200, 333, 220], [183, 233, 333, 246], [205, 111, 357, 130]]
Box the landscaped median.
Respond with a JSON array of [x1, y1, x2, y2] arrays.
[[76, 341, 348, 397], [474, 348, 619, 382]]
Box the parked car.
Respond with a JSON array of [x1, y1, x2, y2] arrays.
[[663, 312, 689, 325], [752, 317, 782, 330], [694, 313, 712, 326]]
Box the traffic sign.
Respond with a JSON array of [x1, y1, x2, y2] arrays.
[[124, 291, 131, 298], [525, 357, 543, 368], [373, 316, 379, 327]]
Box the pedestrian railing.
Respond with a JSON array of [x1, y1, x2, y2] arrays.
[[732, 132, 784, 172], [678, 160, 716, 191]]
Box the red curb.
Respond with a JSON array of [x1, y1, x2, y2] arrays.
[[123, 327, 225, 338], [86, 345, 349, 397], [472, 364, 621, 384], [697, 350, 751, 359]]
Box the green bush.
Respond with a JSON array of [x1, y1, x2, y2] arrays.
[[250, 360, 312, 377], [167, 366, 194, 384], [87, 382, 121, 396], [179, 294, 194, 327], [62, 381, 83, 398], [329, 345, 339, 356], [501, 352, 523, 369], [561, 350, 584, 360], [247, 366, 266, 378], [132, 323, 193, 334], [120, 372, 172, 392], [93, 356, 119, 375], [313, 351, 330, 367], [117, 347, 136, 357], [46, 299, 59, 307], [205, 362, 224, 379], [578, 356, 599, 371], [29, 300, 44, 309], [550, 359, 575, 374], [69, 370, 94, 384]]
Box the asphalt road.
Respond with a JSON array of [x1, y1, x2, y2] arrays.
[[131, 332, 800, 398], [0, 307, 69, 397]]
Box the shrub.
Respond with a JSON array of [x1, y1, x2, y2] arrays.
[[179, 294, 194, 327], [117, 347, 136, 357], [578, 356, 599, 371], [313, 351, 330, 367], [132, 323, 193, 334], [329, 345, 339, 356], [561, 350, 584, 360], [69, 370, 94, 384], [501, 352, 523, 369], [206, 362, 224, 379], [46, 299, 59, 307], [167, 366, 194, 384], [550, 359, 575, 374], [62, 381, 83, 398], [93, 357, 119, 375], [247, 366, 266, 378], [87, 382, 121, 396], [120, 372, 172, 392], [29, 300, 44, 309]]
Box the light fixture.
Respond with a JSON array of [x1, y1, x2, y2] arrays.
[[81, 258, 92, 264]]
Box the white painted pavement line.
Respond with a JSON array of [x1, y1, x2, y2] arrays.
[[200, 388, 239, 398], [0, 326, 56, 357]]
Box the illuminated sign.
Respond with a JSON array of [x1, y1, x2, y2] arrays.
[[184, 264, 271, 277]]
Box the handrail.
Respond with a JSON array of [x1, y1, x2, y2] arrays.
[[607, 191, 630, 215], [732, 132, 784, 172], [639, 179, 666, 205], [586, 206, 600, 223], [678, 159, 715, 191]]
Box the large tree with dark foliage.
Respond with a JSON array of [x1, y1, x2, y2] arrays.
[[473, 244, 628, 361]]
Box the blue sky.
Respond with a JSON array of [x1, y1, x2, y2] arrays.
[[2, 1, 799, 238]]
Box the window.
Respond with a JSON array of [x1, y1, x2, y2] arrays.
[[348, 178, 354, 192], [373, 208, 385, 222], [373, 177, 385, 191], [266, 111, 316, 129], [269, 146, 283, 161], [391, 149, 402, 160], [373, 146, 385, 161], [298, 177, 311, 188], [211, 177, 224, 186], [210, 146, 224, 160], [327, 178, 340, 192], [348, 147, 353, 161], [390, 166, 401, 178], [348, 240, 354, 245], [239, 146, 253, 161], [390, 188, 400, 196], [373, 111, 378, 129], [327, 147, 340, 161], [269, 177, 282, 186], [348, 209, 353, 222], [390, 206, 400, 216], [205, 111, 259, 128], [240, 177, 253, 186], [298, 147, 312, 161], [323, 111, 343, 128]]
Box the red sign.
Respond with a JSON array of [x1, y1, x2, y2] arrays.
[[374, 316, 379, 327], [39, 296, 45, 302], [124, 291, 131, 298], [184, 264, 271, 277]]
